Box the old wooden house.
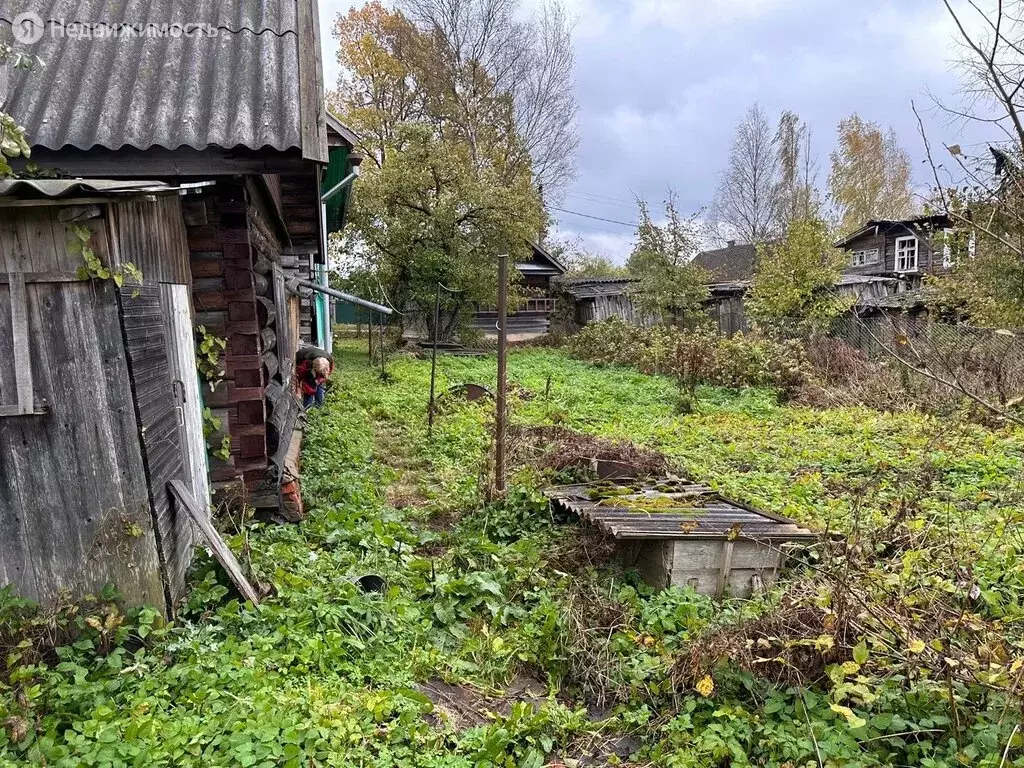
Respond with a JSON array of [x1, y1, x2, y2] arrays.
[[835, 215, 954, 284], [471, 243, 568, 337], [551, 277, 645, 334], [0, 0, 366, 613]]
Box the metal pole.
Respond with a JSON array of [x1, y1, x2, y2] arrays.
[[495, 254, 509, 493], [292, 278, 392, 316], [367, 310, 374, 366], [428, 282, 442, 436], [379, 312, 386, 380]]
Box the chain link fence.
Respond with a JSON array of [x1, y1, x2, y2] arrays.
[[801, 312, 1024, 412]]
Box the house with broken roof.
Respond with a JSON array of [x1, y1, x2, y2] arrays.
[[0, 1, 379, 614]]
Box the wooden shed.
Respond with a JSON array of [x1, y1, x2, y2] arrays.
[[552, 277, 652, 334], [546, 479, 816, 597], [0, 180, 211, 613]]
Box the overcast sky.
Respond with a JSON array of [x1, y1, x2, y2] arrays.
[[319, 0, 992, 262]]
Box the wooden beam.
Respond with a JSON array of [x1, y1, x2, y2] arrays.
[[0, 198, 113, 209], [717, 541, 735, 598], [0, 271, 85, 284], [168, 480, 261, 605], [9, 274, 33, 415], [0, 401, 48, 417]]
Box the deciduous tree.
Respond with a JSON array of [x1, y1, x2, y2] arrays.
[[746, 216, 850, 333], [547, 236, 626, 278], [828, 114, 915, 236], [399, 0, 579, 196], [712, 104, 781, 244], [331, 2, 546, 338], [775, 111, 821, 227], [917, 2, 1024, 328], [626, 193, 710, 328]]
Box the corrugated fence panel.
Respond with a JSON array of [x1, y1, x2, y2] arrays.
[[111, 196, 191, 285], [0, 280, 165, 607], [119, 285, 193, 604]]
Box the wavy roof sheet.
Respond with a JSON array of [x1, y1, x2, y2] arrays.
[[1, 0, 307, 154]]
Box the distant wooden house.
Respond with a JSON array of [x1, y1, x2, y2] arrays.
[[835, 215, 955, 285], [0, 0, 372, 613], [471, 243, 567, 336]]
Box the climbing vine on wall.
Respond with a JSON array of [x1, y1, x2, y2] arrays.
[[68, 224, 143, 296], [195, 326, 227, 391]]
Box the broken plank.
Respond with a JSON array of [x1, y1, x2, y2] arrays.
[[168, 480, 261, 606]]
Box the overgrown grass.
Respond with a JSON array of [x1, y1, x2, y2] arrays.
[[2, 340, 1023, 767]]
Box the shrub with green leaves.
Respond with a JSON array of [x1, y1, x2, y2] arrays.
[[565, 317, 810, 396]]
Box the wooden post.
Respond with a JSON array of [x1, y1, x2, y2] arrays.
[[495, 254, 509, 493], [428, 283, 441, 436]]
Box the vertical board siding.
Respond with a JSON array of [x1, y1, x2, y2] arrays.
[[0, 284, 16, 408], [0, 206, 111, 275], [0, 280, 164, 608], [110, 196, 191, 285], [119, 285, 193, 605]]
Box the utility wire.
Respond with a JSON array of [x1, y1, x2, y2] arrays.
[[567, 189, 638, 205], [549, 206, 638, 228], [566, 192, 638, 210]]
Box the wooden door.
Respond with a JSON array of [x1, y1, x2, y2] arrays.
[[161, 284, 210, 512]]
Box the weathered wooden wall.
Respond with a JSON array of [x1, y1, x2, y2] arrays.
[[707, 294, 749, 337], [843, 228, 943, 277], [109, 196, 191, 284], [0, 207, 165, 607], [119, 284, 192, 606]]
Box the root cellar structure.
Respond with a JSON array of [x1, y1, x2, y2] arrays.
[[546, 479, 817, 596]]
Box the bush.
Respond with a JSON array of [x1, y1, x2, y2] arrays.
[[564, 318, 810, 396]]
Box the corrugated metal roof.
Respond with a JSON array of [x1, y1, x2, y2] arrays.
[[555, 276, 637, 299], [546, 480, 817, 542], [0, 178, 172, 196], [2, 0, 304, 153]]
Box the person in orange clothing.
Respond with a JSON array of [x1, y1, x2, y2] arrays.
[[295, 346, 333, 409]]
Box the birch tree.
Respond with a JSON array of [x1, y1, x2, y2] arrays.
[[712, 104, 781, 244], [775, 111, 821, 226]]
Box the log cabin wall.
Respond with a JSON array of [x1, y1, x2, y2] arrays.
[[186, 181, 269, 489], [246, 179, 304, 485], [0, 203, 166, 609], [279, 171, 323, 346]]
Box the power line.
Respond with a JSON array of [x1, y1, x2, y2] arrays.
[[565, 193, 638, 212], [549, 206, 638, 228], [568, 189, 638, 205]]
